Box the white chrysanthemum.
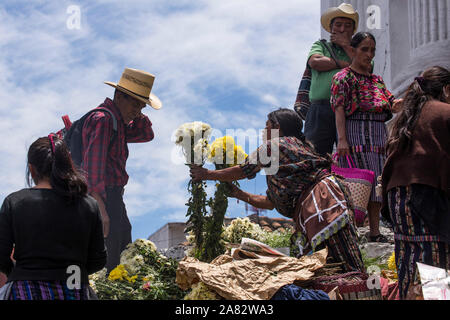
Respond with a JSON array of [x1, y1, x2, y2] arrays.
[[174, 122, 211, 144], [120, 245, 138, 264], [120, 239, 157, 267], [192, 138, 209, 165], [134, 238, 157, 251], [143, 273, 155, 282], [223, 217, 265, 244], [186, 231, 196, 246], [174, 122, 211, 164], [123, 254, 145, 274], [174, 125, 188, 145]]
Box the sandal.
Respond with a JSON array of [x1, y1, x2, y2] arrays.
[[369, 234, 390, 243]]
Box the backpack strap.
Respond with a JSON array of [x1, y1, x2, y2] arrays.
[[320, 39, 343, 69], [84, 106, 118, 132], [82, 106, 118, 150]]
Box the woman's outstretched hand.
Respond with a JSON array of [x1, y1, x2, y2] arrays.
[[189, 165, 209, 182], [226, 183, 242, 199]]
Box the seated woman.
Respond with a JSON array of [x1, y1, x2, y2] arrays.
[[0, 135, 106, 300], [381, 66, 450, 300], [331, 31, 401, 239], [190, 108, 365, 272]]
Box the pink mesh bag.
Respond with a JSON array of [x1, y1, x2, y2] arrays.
[[331, 154, 375, 225]]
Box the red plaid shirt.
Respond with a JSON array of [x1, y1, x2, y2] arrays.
[[81, 98, 154, 201]]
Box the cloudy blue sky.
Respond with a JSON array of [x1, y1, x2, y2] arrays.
[[0, 0, 321, 242]]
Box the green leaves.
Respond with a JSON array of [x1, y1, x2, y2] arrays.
[[185, 178, 209, 260], [201, 181, 229, 262]]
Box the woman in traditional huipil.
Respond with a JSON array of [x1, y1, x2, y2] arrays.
[[190, 108, 365, 272], [331, 31, 401, 241]]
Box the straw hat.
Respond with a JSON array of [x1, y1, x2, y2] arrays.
[[321, 3, 359, 34], [105, 68, 162, 110]]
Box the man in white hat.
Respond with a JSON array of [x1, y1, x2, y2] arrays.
[[303, 3, 359, 156], [81, 68, 162, 272]]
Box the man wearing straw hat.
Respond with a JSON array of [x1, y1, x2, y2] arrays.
[[81, 68, 162, 272], [304, 3, 359, 156]]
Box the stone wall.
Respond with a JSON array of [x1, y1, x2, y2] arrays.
[[148, 222, 187, 250]]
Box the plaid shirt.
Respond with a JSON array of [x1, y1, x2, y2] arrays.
[[240, 136, 332, 218], [81, 98, 154, 201]]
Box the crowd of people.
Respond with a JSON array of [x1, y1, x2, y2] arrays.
[[0, 3, 449, 300]]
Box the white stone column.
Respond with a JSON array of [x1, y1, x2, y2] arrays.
[[410, 0, 449, 52], [393, 0, 450, 96]]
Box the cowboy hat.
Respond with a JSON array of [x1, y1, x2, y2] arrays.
[[321, 3, 359, 34], [104, 68, 162, 110]]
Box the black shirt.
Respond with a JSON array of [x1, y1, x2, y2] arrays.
[[0, 188, 106, 284]]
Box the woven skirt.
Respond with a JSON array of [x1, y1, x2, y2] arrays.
[[8, 280, 88, 300], [387, 186, 450, 299], [325, 224, 366, 273], [339, 112, 389, 203]]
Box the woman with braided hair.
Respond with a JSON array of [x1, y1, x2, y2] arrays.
[[0, 135, 106, 300], [381, 66, 450, 299]]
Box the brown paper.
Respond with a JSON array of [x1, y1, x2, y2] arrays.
[[176, 248, 328, 300]]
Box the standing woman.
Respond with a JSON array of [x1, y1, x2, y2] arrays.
[[381, 66, 450, 299], [330, 31, 400, 240], [0, 135, 106, 300], [190, 108, 365, 273]]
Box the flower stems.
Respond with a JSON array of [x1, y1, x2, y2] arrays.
[[185, 174, 209, 260], [201, 181, 230, 262]]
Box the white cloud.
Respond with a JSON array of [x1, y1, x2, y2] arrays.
[[0, 0, 320, 238]]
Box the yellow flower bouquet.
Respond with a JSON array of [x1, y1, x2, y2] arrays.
[[208, 136, 247, 169]]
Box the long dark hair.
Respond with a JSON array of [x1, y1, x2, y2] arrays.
[[387, 66, 450, 153], [26, 135, 88, 203], [267, 108, 315, 148]]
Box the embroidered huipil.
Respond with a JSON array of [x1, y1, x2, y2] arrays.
[[81, 98, 154, 201], [239, 136, 332, 218], [330, 67, 394, 117]]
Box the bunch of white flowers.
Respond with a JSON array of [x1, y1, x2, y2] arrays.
[[174, 122, 212, 143], [174, 121, 212, 165], [119, 239, 158, 273], [192, 138, 209, 165], [222, 217, 265, 244], [121, 254, 145, 274], [134, 238, 158, 252]]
